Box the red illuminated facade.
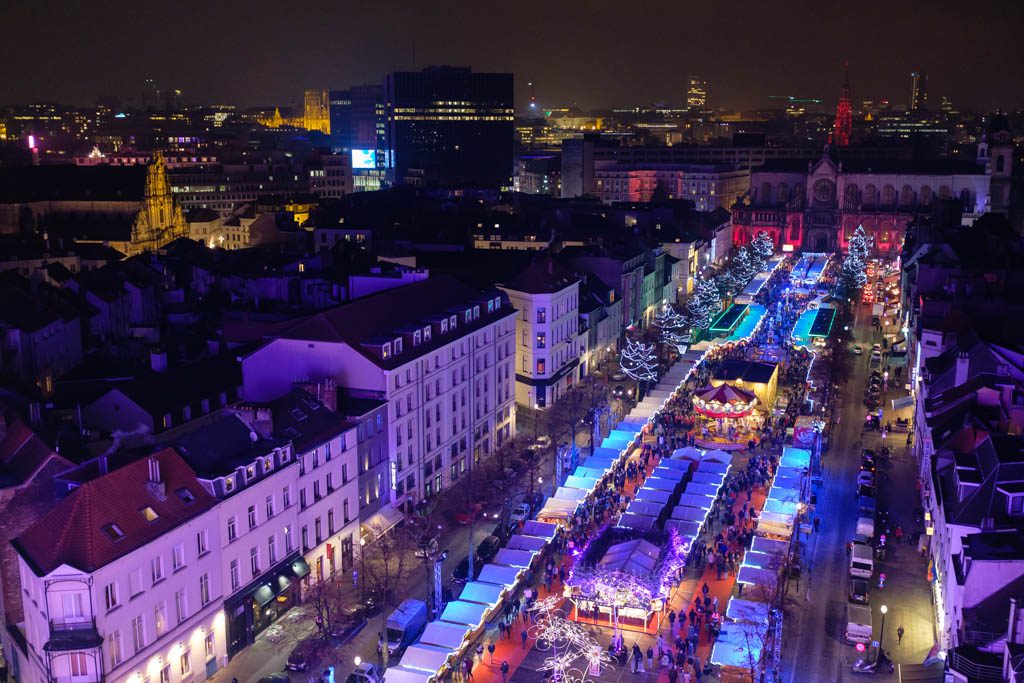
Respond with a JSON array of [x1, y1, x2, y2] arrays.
[[829, 61, 852, 147]]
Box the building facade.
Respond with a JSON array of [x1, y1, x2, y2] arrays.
[[592, 162, 748, 211]]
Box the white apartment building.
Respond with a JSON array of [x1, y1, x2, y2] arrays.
[[11, 449, 227, 683], [239, 275, 517, 511], [497, 258, 583, 409]]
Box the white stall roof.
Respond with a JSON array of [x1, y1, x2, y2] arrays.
[[583, 456, 617, 472], [671, 505, 709, 524], [702, 449, 734, 464], [571, 466, 607, 481], [591, 447, 624, 460], [726, 598, 770, 625], [775, 465, 805, 480], [439, 600, 490, 627], [616, 512, 657, 533], [683, 481, 720, 497], [657, 458, 690, 472], [521, 520, 558, 540], [599, 538, 660, 575], [643, 476, 680, 492], [459, 581, 505, 607], [383, 666, 434, 683], [626, 500, 667, 518], [677, 493, 712, 509], [633, 488, 671, 504], [553, 486, 588, 502], [781, 446, 812, 469], [652, 466, 686, 482], [476, 564, 521, 589], [673, 446, 705, 462], [397, 643, 454, 675], [764, 498, 798, 516], [608, 429, 638, 442], [710, 625, 765, 668], [772, 473, 802, 489], [621, 413, 648, 425], [751, 536, 789, 556], [506, 535, 547, 552], [664, 518, 701, 539], [696, 460, 730, 475], [759, 510, 795, 529], [742, 550, 780, 570], [420, 620, 472, 650], [563, 475, 600, 491], [736, 564, 778, 587], [493, 548, 536, 569], [615, 421, 644, 433], [691, 471, 725, 486], [537, 498, 579, 521], [765, 487, 800, 504]]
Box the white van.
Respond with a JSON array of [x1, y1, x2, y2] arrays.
[[849, 542, 874, 579], [856, 517, 874, 539], [846, 604, 873, 644]]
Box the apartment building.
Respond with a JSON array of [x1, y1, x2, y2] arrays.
[[11, 449, 226, 683], [239, 275, 517, 511], [497, 257, 583, 409]]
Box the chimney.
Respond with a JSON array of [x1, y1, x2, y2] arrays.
[[1010, 597, 1018, 643], [150, 350, 168, 373], [147, 455, 161, 484], [145, 454, 167, 500], [954, 352, 970, 387]]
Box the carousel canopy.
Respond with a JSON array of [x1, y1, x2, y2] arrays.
[[693, 383, 757, 418]]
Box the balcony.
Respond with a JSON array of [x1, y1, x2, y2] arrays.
[[948, 646, 1003, 682], [45, 617, 103, 652]]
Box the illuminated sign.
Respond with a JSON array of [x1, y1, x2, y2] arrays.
[[351, 149, 376, 169]]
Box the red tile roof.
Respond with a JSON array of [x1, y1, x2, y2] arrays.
[[0, 409, 62, 488], [13, 447, 217, 576]]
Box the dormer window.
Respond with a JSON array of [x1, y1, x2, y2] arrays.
[[493, 297, 501, 310], [441, 319, 448, 333], [473, 306, 480, 320], [423, 326, 431, 342], [487, 300, 494, 313], [102, 523, 126, 542], [140, 506, 160, 522], [394, 338, 403, 354], [246, 465, 256, 480], [413, 330, 422, 346], [449, 315, 457, 330], [175, 487, 196, 504], [464, 310, 472, 324], [382, 342, 391, 359], [224, 476, 235, 493]]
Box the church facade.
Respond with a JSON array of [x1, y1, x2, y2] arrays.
[[731, 148, 1003, 255]]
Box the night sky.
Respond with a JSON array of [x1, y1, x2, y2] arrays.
[[3, 0, 1022, 112]]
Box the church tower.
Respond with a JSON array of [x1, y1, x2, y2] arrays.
[[128, 151, 187, 255], [987, 114, 1013, 216], [829, 61, 852, 147]]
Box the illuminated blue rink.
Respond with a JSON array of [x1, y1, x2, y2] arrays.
[[790, 308, 817, 349], [727, 304, 766, 342]]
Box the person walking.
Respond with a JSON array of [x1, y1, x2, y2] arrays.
[[897, 625, 905, 645], [476, 642, 484, 663], [500, 659, 509, 682], [631, 644, 643, 673], [646, 645, 654, 671], [521, 628, 528, 649], [488, 641, 496, 664]]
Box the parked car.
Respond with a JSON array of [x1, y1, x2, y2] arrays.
[[452, 555, 484, 584], [476, 535, 501, 562], [287, 638, 321, 671], [259, 675, 291, 683], [856, 471, 875, 488], [330, 604, 369, 645], [454, 503, 484, 526], [857, 483, 877, 499], [859, 458, 876, 474], [346, 662, 383, 683], [491, 520, 517, 544], [849, 577, 871, 605], [527, 435, 552, 451], [510, 503, 531, 523]]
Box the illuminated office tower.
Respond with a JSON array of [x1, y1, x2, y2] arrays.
[[687, 77, 707, 111], [385, 66, 514, 188], [910, 70, 927, 111]]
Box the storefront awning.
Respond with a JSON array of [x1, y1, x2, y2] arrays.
[[289, 558, 310, 580], [254, 584, 276, 607], [361, 505, 405, 539]]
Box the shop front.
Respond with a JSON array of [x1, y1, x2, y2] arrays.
[[225, 553, 310, 658]]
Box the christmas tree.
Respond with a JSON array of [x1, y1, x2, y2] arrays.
[[750, 231, 774, 271], [834, 225, 870, 296], [686, 276, 722, 330], [730, 246, 756, 285], [620, 338, 659, 382]]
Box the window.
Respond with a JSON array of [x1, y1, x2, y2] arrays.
[[151, 556, 165, 584], [101, 523, 125, 542], [247, 505, 257, 529], [104, 582, 119, 611], [537, 307, 546, 323], [174, 589, 187, 624], [128, 569, 143, 598], [300, 488, 307, 509], [284, 525, 294, 553], [70, 652, 88, 677], [250, 547, 260, 576], [1011, 495, 1024, 515], [140, 506, 159, 522], [61, 592, 84, 620], [108, 630, 122, 667], [131, 615, 145, 654], [328, 509, 335, 535], [343, 498, 350, 524], [196, 530, 209, 556], [200, 573, 211, 606], [536, 332, 546, 349], [205, 630, 216, 658], [154, 602, 167, 637], [268, 535, 278, 564], [266, 495, 275, 519], [172, 544, 185, 571], [537, 358, 546, 374], [230, 560, 240, 590], [160, 664, 171, 683], [180, 646, 192, 676], [227, 516, 238, 542], [283, 486, 292, 508]]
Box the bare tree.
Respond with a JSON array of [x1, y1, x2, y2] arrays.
[[304, 578, 348, 662], [548, 375, 609, 456], [362, 523, 416, 670]]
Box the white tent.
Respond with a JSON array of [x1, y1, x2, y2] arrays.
[[458, 581, 505, 607], [702, 449, 734, 464], [780, 446, 812, 469], [552, 486, 588, 502], [620, 413, 648, 425], [492, 548, 536, 569], [439, 600, 490, 628], [771, 473, 802, 490], [599, 538, 660, 575], [657, 458, 690, 472], [591, 447, 624, 460], [664, 518, 701, 538], [607, 429, 638, 443], [742, 550, 780, 570], [764, 498, 798, 516], [670, 505, 708, 524], [736, 564, 778, 587], [652, 466, 686, 482], [615, 421, 644, 433], [537, 498, 578, 522], [709, 624, 765, 669], [617, 512, 658, 532], [678, 493, 714, 510], [672, 446, 704, 462], [726, 598, 770, 625], [506, 534, 547, 552], [765, 486, 800, 504], [643, 476, 680, 492], [691, 471, 725, 486], [697, 460, 730, 475], [521, 520, 558, 540], [476, 564, 521, 589], [683, 481, 720, 498], [383, 666, 435, 683], [750, 536, 789, 557], [396, 643, 454, 676], [626, 500, 667, 518], [571, 466, 607, 481], [583, 456, 618, 472], [419, 620, 471, 650], [775, 465, 805, 480], [563, 474, 600, 491]]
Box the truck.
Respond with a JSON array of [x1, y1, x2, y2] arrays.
[[845, 603, 873, 644], [385, 599, 429, 656], [849, 542, 874, 579]]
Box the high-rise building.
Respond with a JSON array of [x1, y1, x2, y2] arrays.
[[686, 77, 708, 111], [384, 66, 514, 188], [829, 62, 852, 147], [303, 89, 330, 135], [328, 86, 387, 191], [910, 70, 927, 111]]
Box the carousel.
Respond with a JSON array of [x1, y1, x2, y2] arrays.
[[692, 384, 761, 449]]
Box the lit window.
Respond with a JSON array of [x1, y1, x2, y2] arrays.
[[140, 506, 159, 522]]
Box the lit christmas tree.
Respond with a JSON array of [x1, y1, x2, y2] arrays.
[[730, 246, 756, 285], [715, 271, 738, 298], [835, 225, 870, 296], [619, 338, 658, 382], [750, 230, 774, 271], [686, 277, 721, 330]]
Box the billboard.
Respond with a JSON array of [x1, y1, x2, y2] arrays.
[[351, 149, 376, 169]]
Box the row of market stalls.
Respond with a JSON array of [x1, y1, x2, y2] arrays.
[[663, 447, 734, 544], [790, 252, 831, 289], [710, 446, 811, 679], [384, 520, 560, 683]]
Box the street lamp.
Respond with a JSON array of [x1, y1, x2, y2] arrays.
[[879, 604, 888, 661], [358, 538, 367, 600], [354, 656, 361, 667]]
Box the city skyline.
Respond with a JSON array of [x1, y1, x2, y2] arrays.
[[2, 0, 1023, 112]]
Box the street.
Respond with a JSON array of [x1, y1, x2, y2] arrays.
[[782, 303, 933, 682]]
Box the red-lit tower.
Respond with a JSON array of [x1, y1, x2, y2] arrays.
[[829, 61, 852, 147]]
